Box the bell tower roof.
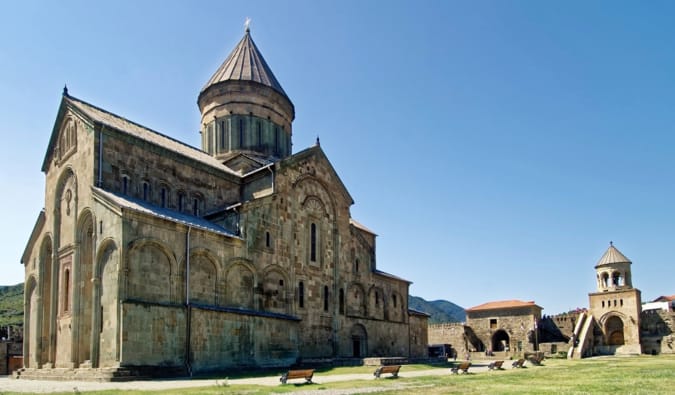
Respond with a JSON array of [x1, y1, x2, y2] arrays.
[[596, 242, 632, 267], [200, 28, 289, 100]]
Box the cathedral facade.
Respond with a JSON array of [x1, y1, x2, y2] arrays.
[[20, 28, 426, 378]]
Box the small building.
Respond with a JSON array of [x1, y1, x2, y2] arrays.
[[643, 295, 675, 313], [465, 300, 542, 355]]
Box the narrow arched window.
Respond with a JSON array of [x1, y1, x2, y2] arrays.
[[122, 175, 130, 195], [266, 231, 271, 248], [339, 288, 345, 315], [64, 269, 71, 312], [160, 186, 167, 208], [239, 118, 245, 148], [310, 223, 317, 262], [323, 285, 329, 312], [220, 121, 225, 150], [178, 192, 185, 212], [298, 281, 304, 308], [193, 197, 200, 216], [393, 294, 397, 308], [142, 181, 150, 201]]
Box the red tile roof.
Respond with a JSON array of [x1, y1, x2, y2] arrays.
[[653, 295, 675, 302], [466, 300, 542, 312]]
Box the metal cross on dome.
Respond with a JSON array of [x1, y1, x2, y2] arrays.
[[244, 17, 251, 32]]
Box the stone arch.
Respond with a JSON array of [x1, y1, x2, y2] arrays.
[[223, 259, 256, 309], [261, 265, 289, 314], [612, 271, 622, 287], [94, 238, 119, 367], [293, 176, 337, 220], [605, 315, 625, 345], [58, 117, 77, 160], [126, 239, 176, 303], [349, 324, 368, 358], [24, 276, 38, 368], [347, 283, 366, 317], [38, 234, 54, 366], [74, 209, 95, 366], [492, 329, 510, 352], [601, 272, 609, 288], [188, 249, 218, 306], [54, 167, 78, 249]]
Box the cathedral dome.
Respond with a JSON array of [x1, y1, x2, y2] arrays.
[[198, 26, 295, 161], [596, 242, 632, 267]]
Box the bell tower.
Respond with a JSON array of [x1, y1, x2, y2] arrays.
[[588, 242, 642, 355], [198, 23, 295, 162]]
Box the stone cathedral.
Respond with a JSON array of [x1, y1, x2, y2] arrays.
[[20, 27, 428, 379]]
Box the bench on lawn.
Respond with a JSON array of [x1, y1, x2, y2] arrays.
[[488, 360, 504, 370], [374, 365, 401, 378], [451, 361, 471, 374], [512, 358, 526, 368], [528, 354, 544, 365], [280, 369, 315, 384]]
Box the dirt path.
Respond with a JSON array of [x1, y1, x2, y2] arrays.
[[0, 363, 494, 393]]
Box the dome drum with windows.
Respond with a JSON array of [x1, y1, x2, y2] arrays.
[[198, 26, 295, 161]]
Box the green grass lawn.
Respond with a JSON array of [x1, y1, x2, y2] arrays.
[[3, 355, 675, 394]]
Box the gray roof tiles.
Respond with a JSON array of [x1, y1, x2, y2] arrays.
[[65, 95, 240, 176], [201, 31, 289, 99], [596, 243, 632, 266], [93, 187, 239, 238]]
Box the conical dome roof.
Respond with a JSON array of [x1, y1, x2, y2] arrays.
[[201, 28, 289, 99], [596, 242, 632, 266]]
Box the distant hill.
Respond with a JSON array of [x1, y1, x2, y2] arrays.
[[0, 283, 24, 327], [409, 295, 466, 323]]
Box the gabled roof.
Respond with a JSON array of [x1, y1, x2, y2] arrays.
[[284, 144, 354, 206], [466, 300, 542, 312], [596, 242, 632, 266], [21, 210, 46, 264], [201, 29, 289, 100], [42, 92, 240, 177], [350, 218, 377, 236], [374, 269, 412, 284], [653, 295, 675, 302], [408, 308, 431, 317], [93, 187, 239, 238]]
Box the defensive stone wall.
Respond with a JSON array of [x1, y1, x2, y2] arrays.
[[428, 323, 467, 356], [640, 309, 675, 355]]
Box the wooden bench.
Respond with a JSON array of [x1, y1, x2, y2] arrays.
[[528, 354, 544, 365], [451, 361, 471, 374], [280, 369, 315, 384], [511, 358, 525, 368], [374, 365, 401, 378], [488, 360, 504, 370]]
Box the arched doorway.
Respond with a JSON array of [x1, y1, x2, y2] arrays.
[[606, 316, 625, 345], [350, 324, 367, 358], [492, 330, 510, 352]]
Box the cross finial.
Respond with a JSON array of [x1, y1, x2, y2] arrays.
[[610, 241, 613, 247], [316, 136, 320, 146], [63, 84, 69, 96], [244, 17, 251, 33]]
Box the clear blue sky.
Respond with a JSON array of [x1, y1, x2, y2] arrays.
[[1, 1, 674, 315]]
